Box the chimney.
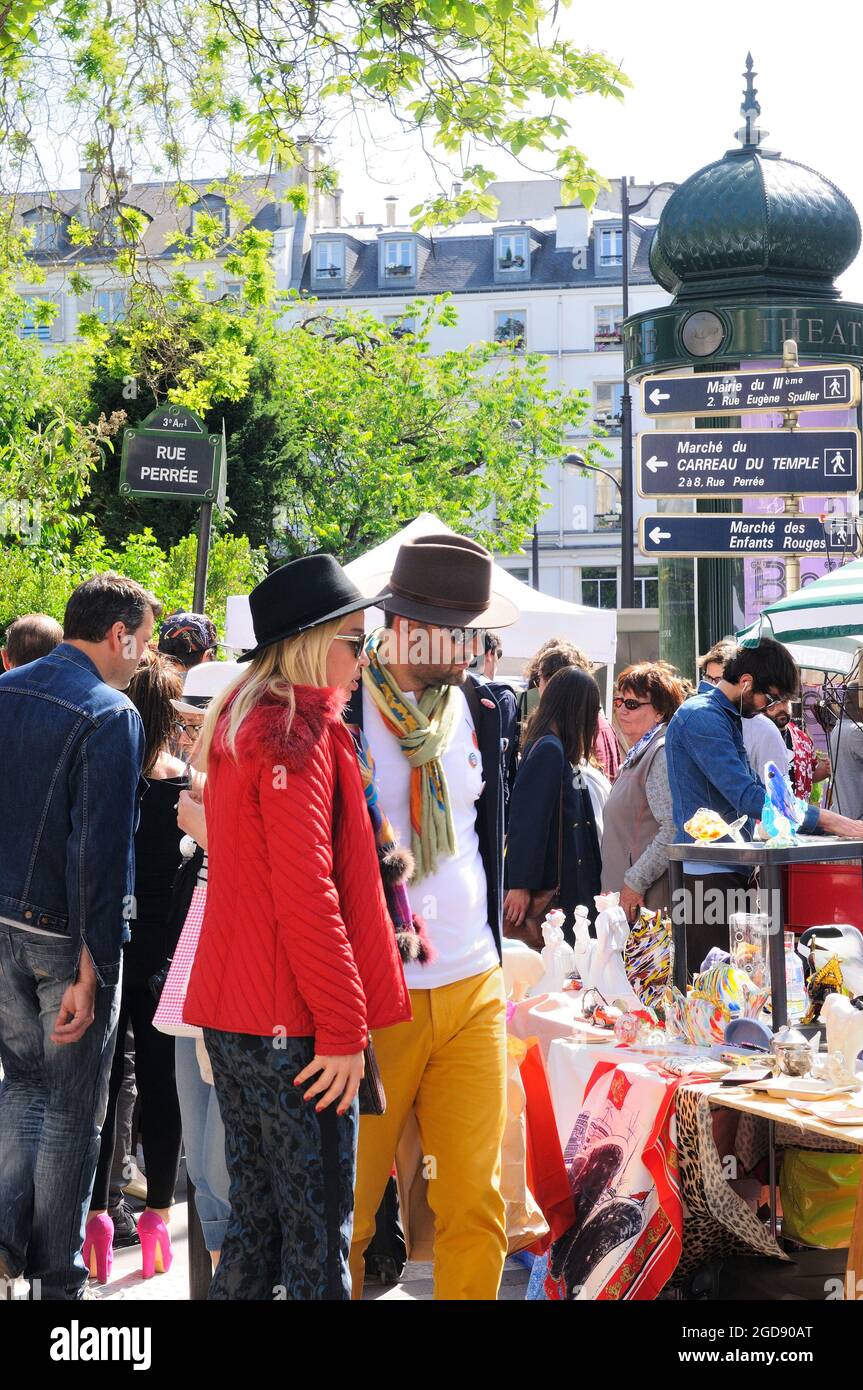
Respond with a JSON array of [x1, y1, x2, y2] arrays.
[[356, 211, 364, 226], [332, 188, 343, 227], [385, 196, 397, 227], [452, 180, 462, 199], [79, 166, 106, 225], [554, 204, 591, 252]]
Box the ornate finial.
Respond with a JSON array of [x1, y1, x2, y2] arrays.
[[735, 52, 769, 149]]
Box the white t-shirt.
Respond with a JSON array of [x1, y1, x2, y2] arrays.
[[362, 687, 499, 990]]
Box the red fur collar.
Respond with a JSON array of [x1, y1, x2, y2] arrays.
[[224, 685, 347, 771]]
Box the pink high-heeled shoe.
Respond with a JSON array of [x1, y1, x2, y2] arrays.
[[83, 1212, 114, 1284], [138, 1210, 173, 1279]]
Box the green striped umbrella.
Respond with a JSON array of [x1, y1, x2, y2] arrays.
[[737, 557, 863, 674]]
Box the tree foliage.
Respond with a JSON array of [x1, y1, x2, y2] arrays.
[[85, 293, 604, 561], [1, 0, 629, 268]]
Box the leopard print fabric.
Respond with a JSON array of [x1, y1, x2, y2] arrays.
[[670, 1085, 785, 1285]]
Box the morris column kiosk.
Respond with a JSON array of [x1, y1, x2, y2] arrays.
[[624, 54, 863, 676]]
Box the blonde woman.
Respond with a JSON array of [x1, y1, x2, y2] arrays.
[[184, 555, 411, 1301]]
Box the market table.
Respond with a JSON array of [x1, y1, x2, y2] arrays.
[[702, 1081, 863, 1253], [666, 838, 863, 1026]]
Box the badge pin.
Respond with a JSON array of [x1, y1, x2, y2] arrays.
[[468, 751, 479, 767]]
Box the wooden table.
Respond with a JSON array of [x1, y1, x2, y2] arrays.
[[701, 1082, 863, 1293]]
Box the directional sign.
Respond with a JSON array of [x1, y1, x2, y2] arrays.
[[641, 364, 860, 417], [639, 514, 861, 559], [637, 428, 861, 498], [120, 405, 221, 502]]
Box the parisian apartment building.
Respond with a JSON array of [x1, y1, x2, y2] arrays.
[[11, 161, 673, 611]]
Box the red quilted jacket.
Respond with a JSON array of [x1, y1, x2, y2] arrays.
[[184, 684, 411, 1053]]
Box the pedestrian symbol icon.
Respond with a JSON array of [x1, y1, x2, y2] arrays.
[[828, 518, 850, 546], [824, 374, 845, 399], [824, 447, 854, 478]]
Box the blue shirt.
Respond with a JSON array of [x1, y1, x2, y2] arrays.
[[665, 687, 819, 871]]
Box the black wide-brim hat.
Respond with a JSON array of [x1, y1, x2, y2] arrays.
[[238, 553, 390, 663]]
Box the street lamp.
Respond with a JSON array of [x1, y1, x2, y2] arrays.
[[619, 177, 676, 607]]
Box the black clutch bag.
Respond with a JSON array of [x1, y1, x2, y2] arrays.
[[358, 1037, 386, 1116]]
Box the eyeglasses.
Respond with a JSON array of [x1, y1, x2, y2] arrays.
[[174, 720, 201, 737], [612, 697, 653, 712], [702, 674, 722, 686], [332, 634, 366, 659]]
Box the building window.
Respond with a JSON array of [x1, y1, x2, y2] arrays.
[[94, 289, 125, 324], [581, 566, 618, 609], [494, 309, 526, 351], [20, 295, 62, 341], [593, 380, 624, 434], [23, 208, 65, 252], [594, 304, 623, 349], [593, 468, 621, 528], [383, 238, 415, 278], [383, 313, 416, 336], [507, 567, 530, 584], [191, 197, 229, 239], [599, 227, 623, 267], [635, 568, 659, 608], [314, 240, 345, 280], [496, 232, 528, 273], [223, 282, 243, 298]]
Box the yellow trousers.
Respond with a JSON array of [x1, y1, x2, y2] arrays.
[[350, 966, 508, 1301]]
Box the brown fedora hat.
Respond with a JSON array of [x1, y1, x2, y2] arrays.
[[381, 534, 518, 628]]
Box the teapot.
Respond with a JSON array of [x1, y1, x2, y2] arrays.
[[770, 1025, 816, 1077]]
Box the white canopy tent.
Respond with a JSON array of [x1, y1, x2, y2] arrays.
[[224, 513, 618, 703]]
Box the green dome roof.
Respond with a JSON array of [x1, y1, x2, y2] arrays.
[[650, 57, 860, 304]]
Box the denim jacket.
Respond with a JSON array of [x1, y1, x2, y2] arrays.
[[0, 643, 145, 986], [665, 686, 820, 843]]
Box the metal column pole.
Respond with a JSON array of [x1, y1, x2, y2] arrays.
[[620, 176, 635, 609], [193, 500, 213, 614]]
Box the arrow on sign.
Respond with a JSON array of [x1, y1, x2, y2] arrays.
[[644, 456, 668, 473], [649, 388, 671, 406], [648, 526, 671, 545]]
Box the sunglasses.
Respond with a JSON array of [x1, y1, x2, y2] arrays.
[[612, 696, 653, 711], [332, 633, 366, 659]]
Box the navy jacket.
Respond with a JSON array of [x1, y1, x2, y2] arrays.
[[0, 643, 145, 986], [347, 671, 507, 962]]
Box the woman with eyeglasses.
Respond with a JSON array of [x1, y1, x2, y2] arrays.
[[601, 662, 688, 922], [504, 665, 610, 946], [183, 555, 410, 1300]]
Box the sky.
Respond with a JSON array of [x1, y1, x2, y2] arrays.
[[330, 0, 863, 300]]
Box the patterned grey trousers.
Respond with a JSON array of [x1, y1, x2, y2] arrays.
[[203, 1030, 358, 1301]]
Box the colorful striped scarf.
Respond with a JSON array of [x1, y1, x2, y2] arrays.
[[363, 632, 459, 881]]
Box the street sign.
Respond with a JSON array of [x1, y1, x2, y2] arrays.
[[638, 514, 860, 559], [637, 428, 861, 498], [119, 405, 221, 502], [641, 364, 860, 417]]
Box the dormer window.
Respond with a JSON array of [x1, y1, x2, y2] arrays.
[[496, 232, 528, 273], [23, 207, 67, 252], [598, 227, 623, 267], [314, 240, 345, 281], [190, 195, 229, 240], [383, 238, 415, 279]]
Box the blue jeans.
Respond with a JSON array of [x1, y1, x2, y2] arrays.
[[174, 1036, 230, 1253], [204, 1030, 358, 1301], [0, 926, 119, 1300]]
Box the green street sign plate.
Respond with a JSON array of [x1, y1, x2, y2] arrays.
[[119, 405, 221, 502]]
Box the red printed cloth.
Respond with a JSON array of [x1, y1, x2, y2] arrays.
[[519, 1041, 575, 1251], [544, 1057, 683, 1300], [787, 722, 817, 800]]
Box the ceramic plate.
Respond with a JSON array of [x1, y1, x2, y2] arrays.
[[747, 1078, 860, 1101], [787, 1098, 863, 1125]]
